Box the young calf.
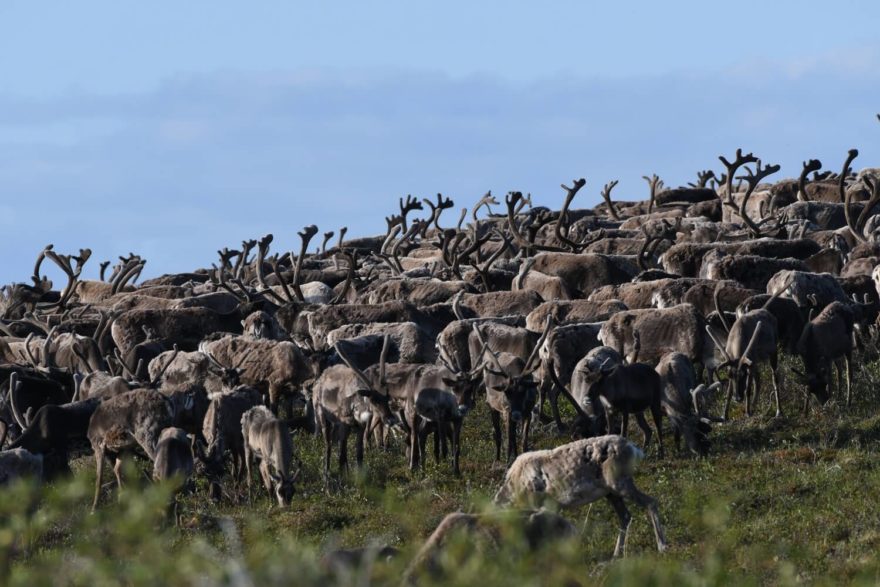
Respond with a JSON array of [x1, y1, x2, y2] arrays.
[[494, 434, 667, 557], [241, 406, 297, 506], [152, 427, 195, 525]]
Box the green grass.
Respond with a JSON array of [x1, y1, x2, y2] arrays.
[[5, 356, 880, 585]]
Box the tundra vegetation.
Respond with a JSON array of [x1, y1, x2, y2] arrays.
[[6, 144, 880, 585]]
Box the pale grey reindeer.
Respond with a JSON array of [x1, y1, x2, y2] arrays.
[[494, 434, 667, 557], [241, 405, 298, 506]]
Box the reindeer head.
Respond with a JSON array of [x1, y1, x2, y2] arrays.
[[334, 336, 401, 429], [472, 317, 553, 422]]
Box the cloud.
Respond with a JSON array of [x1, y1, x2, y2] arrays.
[[0, 61, 878, 283]]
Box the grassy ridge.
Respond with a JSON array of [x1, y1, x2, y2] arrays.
[[5, 360, 880, 585]]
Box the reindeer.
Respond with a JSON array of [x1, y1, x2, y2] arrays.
[[152, 426, 196, 524], [87, 385, 202, 510], [573, 334, 665, 458], [333, 335, 485, 475], [473, 318, 551, 463], [494, 435, 667, 557], [241, 406, 298, 506]]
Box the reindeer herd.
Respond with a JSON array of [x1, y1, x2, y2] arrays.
[[2, 146, 880, 565]]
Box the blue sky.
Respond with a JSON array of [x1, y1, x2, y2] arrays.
[[1, 1, 879, 283]]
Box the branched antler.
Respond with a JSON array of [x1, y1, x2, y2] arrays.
[[840, 149, 866, 243], [600, 180, 620, 221], [330, 250, 358, 305], [34, 246, 92, 309], [642, 174, 664, 213], [719, 148, 759, 207], [638, 218, 681, 270], [736, 160, 781, 237], [554, 178, 586, 251], [471, 192, 498, 222], [688, 170, 716, 189], [505, 192, 564, 254], [398, 195, 424, 232], [423, 193, 454, 230], [255, 234, 287, 304], [235, 239, 257, 280], [797, 159, 823, 202]]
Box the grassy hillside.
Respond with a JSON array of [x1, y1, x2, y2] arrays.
[[4, 360, 880, 586]]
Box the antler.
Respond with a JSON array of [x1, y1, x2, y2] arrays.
[[35, 246, 92, 309], [600, 180, 620, 221], [736, 160, 780, 237], [398, 195, 424, 232], [719, 148, 759, 207], [320, 231, 335, 255], [796, 159, 823, 202], [255, 234, 287, 304], [688, 170, 716, 189], [423, 193, 455, 230], [642, 174, 664, 213], [841, 149, 867, 242], [471, 191, 498, 222], [505, 192, 565, 254], [330, 250, 357, 305], [854, 176, 880, 243], [554, 178, 587, 252], [637, 218, 680, 270], [291, 225, 319, 302]]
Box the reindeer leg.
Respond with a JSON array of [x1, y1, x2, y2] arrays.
[[522, 414, 532, 453], [491, 410, 502, 463], [321, 423, 333, 490], [634, 413, 652, 452], [845, 353, 853, 406], [507, 413, 517, 464], [771, 354, 782, 418], [607, 494, 632, 558], [113, 458, 125, 502], [244, 445, 254, 501], [338, 426, 350, 474], [259, 460, 273, 501], [614, 478, 668, 554], [723, 379, 734, 421], [752, 370, 762, 417], [355, 424, 365, 469], [452, 419, 462, 477], [92, 446, 105, 512]]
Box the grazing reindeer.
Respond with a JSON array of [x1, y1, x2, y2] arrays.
[[574, 336, 665, 458], [334, 335, 485, 475], [473, 318, 552, 463], [707, 281, 789, 418], [792, 299, 856, 409], [313, 338, 400, 486], [494, 435, 667, 557], [87, 386, 199, 511], [152, 427, 195, 525], [241, 406, 297, 506], [201, 384, 264, 500], [655, 352, 720, 456]]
